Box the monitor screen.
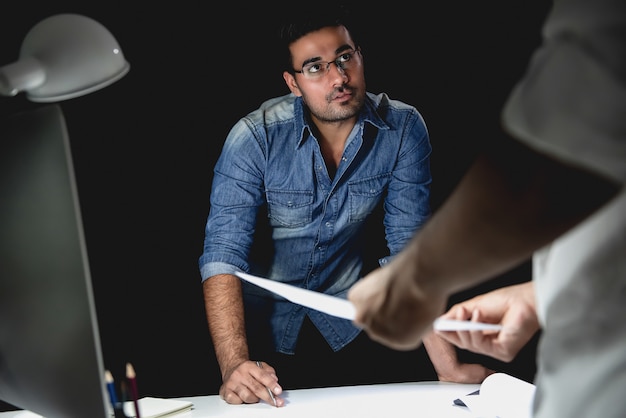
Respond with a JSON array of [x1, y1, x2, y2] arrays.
[[0, 104, 110, 417]]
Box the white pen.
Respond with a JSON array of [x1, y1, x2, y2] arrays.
[[255, 361, 277, 406]]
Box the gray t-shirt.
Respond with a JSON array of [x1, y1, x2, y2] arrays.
[[502, 0, 626, 417]]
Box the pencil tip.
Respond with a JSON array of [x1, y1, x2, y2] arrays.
[[105, 370, 114, 383], [126, 362, 136, 378]]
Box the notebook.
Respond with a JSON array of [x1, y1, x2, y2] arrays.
[[122, 397, 194, 418]]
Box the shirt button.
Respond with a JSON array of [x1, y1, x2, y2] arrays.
[[325, 222, 331, 227]]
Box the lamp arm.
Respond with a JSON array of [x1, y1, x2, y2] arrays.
[[0, 57, 45, 97]]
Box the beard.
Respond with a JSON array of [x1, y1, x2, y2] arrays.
[[304, 84, 366, 123]]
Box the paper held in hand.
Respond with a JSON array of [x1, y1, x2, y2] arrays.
[[235, 271, 357, 320], [235, 271, 503, 331]]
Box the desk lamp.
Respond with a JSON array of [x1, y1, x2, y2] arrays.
[[0, 12, 129, 417], [0, 13, 129, 102]]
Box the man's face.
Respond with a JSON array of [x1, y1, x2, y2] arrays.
[[283, 25, 366, 124]]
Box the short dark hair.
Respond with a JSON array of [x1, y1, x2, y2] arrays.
[[277, 3, 361, 73]]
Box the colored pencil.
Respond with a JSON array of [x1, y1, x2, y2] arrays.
[[126, 362, 141, 418], [104, 370, 119, 408]]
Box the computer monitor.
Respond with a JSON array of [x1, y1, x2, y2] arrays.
[[0, 104, 110, 417]]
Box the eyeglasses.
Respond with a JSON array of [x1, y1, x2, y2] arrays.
[[293, 48, 361, 79]]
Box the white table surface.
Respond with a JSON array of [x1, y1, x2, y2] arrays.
[[0, 381, 480, 418]]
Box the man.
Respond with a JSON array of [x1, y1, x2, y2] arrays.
[[348, 0, 625, 417], [199, 5, 490, 409]]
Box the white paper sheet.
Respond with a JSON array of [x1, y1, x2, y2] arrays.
[[458, 373, 536, 418], [236, 272, 504, 332], [433, 318, 503, 331], [236, 271, 356, 320]]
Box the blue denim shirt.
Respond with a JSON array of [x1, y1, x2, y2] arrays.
[[199, 92, 432, 354]]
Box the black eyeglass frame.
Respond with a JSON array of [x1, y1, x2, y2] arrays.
[[292, 48, 362, 78]]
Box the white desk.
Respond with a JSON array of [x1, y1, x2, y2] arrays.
[[0, 381, 480, 418]]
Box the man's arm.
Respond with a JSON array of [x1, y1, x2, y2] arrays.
[[349, 137, 619, 350], [203, 274, 283, 406], [203, 274, 249, 381]]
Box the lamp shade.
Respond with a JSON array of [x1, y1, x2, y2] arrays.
[[0, 13, 130, 102]]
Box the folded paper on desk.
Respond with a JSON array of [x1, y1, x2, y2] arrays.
[[456, 373, 536, 418], [122, 397, 193, 418]]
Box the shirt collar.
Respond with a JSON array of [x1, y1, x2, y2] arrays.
[[294, 94, 390, 149]]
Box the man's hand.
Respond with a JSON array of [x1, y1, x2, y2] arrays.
[[348, 246, 448, 350], [423, 332, 494, 383], [219, 360, 284, 407], [437, 282, 540, 362]]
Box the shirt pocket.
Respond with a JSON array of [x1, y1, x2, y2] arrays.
[[266, 190, 314, 227], [348, 174, 389, 223]]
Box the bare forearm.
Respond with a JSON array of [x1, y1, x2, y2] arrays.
[[349, 139, 617, 351], [411, 139, 619, 295], [203, 274, 249, 378]]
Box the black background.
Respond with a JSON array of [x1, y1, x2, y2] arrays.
[[0, 1, 550, 410]]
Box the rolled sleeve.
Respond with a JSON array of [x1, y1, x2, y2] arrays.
[[198, 119, 267, 281]]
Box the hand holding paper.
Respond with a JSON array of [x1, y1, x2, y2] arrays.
[[235, 272, 503, 331]]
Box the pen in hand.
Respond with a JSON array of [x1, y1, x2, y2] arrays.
[[255, 360, 277, 407]]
